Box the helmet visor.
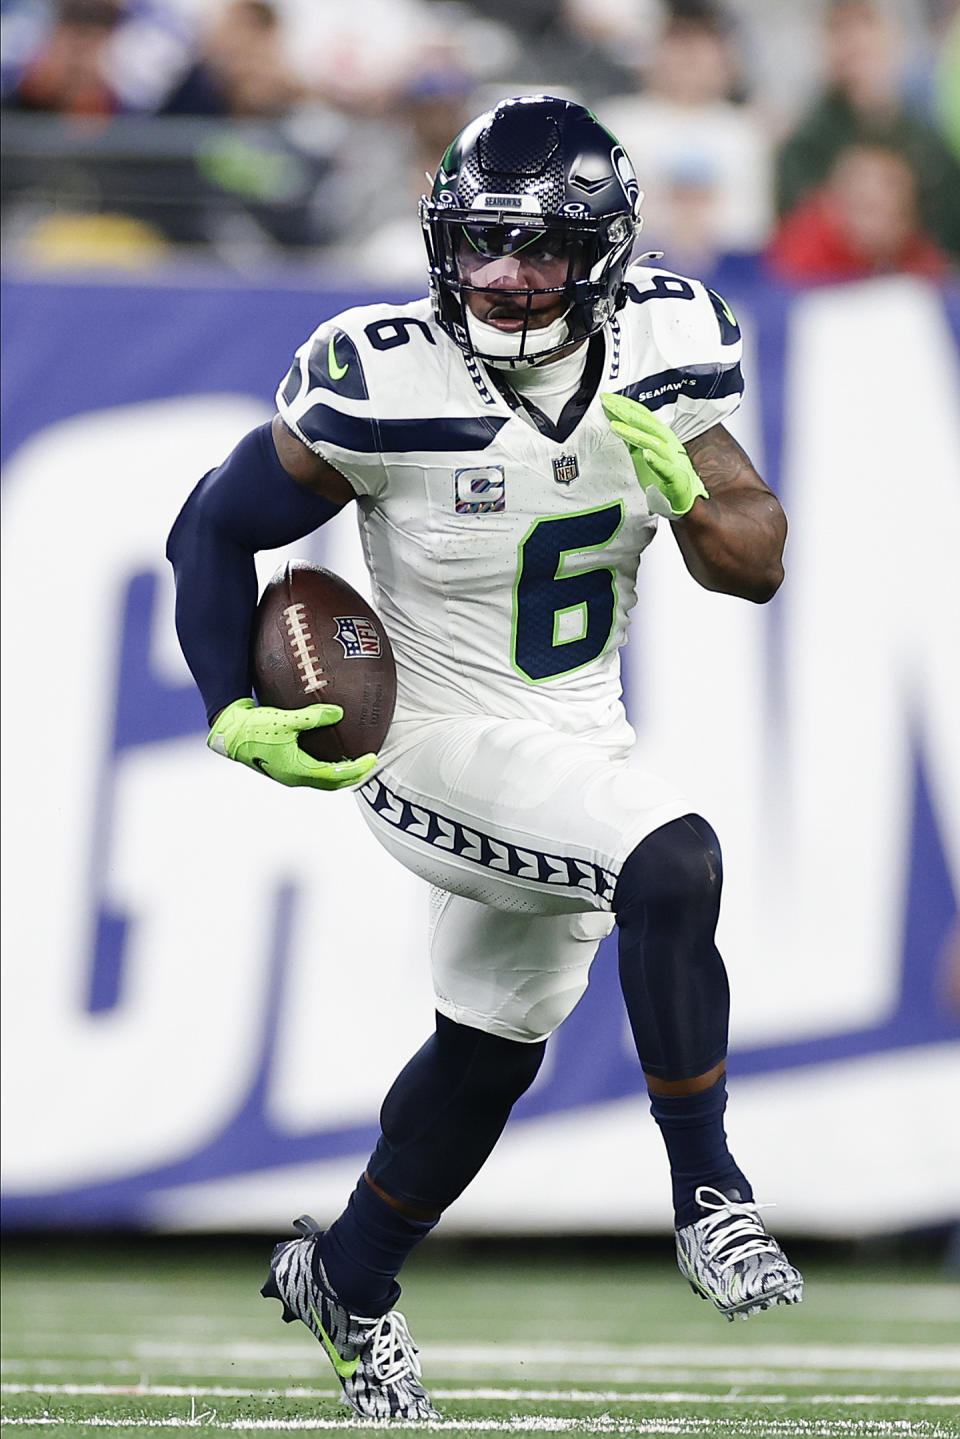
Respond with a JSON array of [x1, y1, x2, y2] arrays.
[[426, 209, 595, 289], [456, 223, 588, 291]]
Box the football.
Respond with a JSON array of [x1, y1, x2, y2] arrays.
[[252, 560, 396, 763]]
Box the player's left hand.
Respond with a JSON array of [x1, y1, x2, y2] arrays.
[[601, 392, 709, 518]]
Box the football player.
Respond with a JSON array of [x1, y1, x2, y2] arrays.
[[167, 95, 801, 1420]]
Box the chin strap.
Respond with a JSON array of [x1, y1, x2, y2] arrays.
[[466, 307, 573, 368]]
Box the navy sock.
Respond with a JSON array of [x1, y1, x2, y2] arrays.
[[648, 1074, 753, 1229], [316, 1176, 438, 1317]]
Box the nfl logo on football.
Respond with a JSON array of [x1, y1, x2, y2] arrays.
[[553, 454, 579, 485], [334, 615, 382, 659]]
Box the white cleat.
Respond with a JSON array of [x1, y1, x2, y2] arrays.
[[261, 1215, 439, 1420], [676, 1185, 804, 1321]]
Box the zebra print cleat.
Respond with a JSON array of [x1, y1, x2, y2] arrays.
[[676, 1186, 804, 1321], [260, 1215, 439, 1420]]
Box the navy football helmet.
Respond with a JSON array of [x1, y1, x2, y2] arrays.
[[421, 95, 642, 367]]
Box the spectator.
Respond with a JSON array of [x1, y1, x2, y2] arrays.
[[460, 0, 654, 102], [1, 0, 196, 114], [563, 0, 663, 77], [932, 5, 960, 162], [153, 0, 344, 254], [775, 0, 960, 262], [286, 0, 510, 117], [766, 139, 952, 283], [160, 0, 304, 119], [326, 61, 477, 281], [599, 3, 773, 266], [3, 0, 126, 115]]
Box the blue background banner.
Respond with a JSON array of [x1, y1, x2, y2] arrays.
[[2, 264, 958, 1234]]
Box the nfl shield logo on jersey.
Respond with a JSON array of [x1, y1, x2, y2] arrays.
[[553, 454, 579, 485], [334, 616, 382, 658]]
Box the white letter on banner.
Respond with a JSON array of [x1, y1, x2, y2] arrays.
[[627, 278, 960, 1045], [0, 397, 432, 1194], [775, 278, 960, 1034]]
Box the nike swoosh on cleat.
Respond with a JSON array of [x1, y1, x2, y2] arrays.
[[310, 1304, 361, 1379], [327, 333, 349, 382]]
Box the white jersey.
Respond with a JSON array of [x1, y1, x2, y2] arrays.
[[275, 262, 743, 746]]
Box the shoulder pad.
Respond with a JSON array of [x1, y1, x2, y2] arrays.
[[278, 302, 394, 424], [615, 264, 744, 440], [277, 302, 426, 452], [276, 299, 505, 475], [622, 263, 741, 349]]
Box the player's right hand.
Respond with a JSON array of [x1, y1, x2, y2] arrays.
[[207, 698, 377, 790]]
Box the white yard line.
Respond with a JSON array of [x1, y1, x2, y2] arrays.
[[8, 1340, 960, 1376], [3, 1382, 960, 1409], [0, 1415, 955, 1436], [3, 1360, 957, 1390], [429, 1345, 960, 1373], [69, 1343, 951, 1375], [9, 1339, 960, 1374]]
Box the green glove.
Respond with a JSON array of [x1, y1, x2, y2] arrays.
[[207, 698, 377, 790], [601, 392, 709, 518]]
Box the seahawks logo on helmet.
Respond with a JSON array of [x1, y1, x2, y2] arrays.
[[611, 145, 641, 214]]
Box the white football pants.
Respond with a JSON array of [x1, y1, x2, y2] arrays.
[[356, 713, 690, 1041]]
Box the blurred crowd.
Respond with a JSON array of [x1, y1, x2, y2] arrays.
[[1, 0, 959, 282]]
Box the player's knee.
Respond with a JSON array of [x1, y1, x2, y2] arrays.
[[435, 1013, 546, 1104], [504, 980, 589, 1044], [614, 813, 723, 920], [438, 972, 592, 1047]]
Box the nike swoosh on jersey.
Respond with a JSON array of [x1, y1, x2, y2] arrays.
[[327, 333, 350, 382], [310, 1304, 361, 1378]]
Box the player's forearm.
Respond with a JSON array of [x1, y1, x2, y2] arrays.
[[672, 487, 786, 602], [167, 497, 259, 723], [671, 425, 786, 603]]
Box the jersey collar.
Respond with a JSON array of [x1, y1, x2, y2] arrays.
[[482, 332, 607, 445]]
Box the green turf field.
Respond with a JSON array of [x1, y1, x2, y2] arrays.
[[2, 1238, 958, 1438]]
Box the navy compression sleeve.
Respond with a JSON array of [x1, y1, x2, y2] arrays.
[[166, 421, 344, 724]]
